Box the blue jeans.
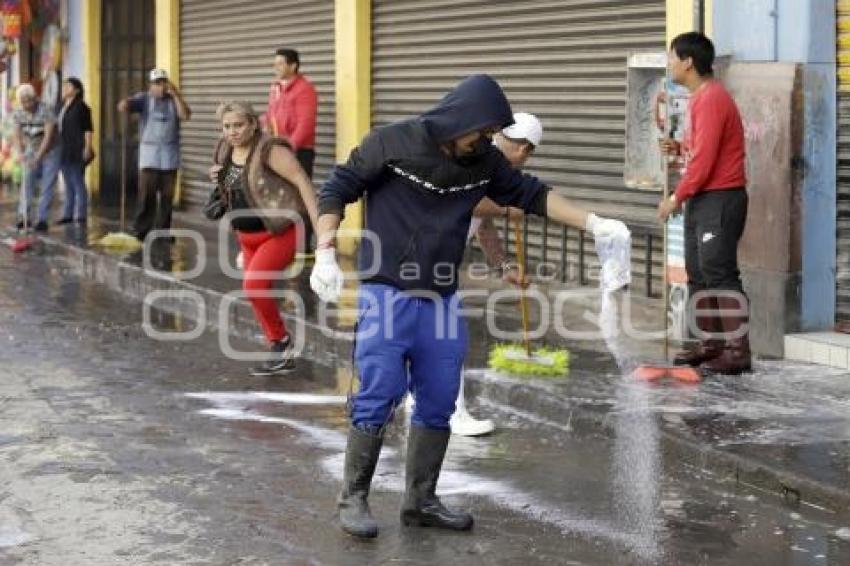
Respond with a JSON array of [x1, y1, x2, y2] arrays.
[[351, 283, 468, 431], [60, 161, 88, 221], [18, 146, 61, 223]]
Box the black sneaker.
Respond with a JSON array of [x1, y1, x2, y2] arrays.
[[34, 221, 48, 233], [250, 337, 296, 376], [57, 217, 73, 225]]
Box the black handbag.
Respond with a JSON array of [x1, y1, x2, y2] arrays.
[[202, 185, 226, 221]]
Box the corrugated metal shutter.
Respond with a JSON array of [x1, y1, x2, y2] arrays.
[[372, 0, 666, 294], [837, 1, 850, 321], [179, 0, 335, 210]]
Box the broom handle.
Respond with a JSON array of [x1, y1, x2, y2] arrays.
[[22, 155, 28, 231], [120, 112, 128, 232], [663, 161, 669, 361], [661, 96, 672, 361], [513, 218, 532, 357]]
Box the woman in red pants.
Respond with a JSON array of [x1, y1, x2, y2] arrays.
[[207, 101, 318, 376]]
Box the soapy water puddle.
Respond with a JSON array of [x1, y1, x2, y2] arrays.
[[185, 389, 850, 563], [0, 527, 33, 549], [495, 290, 850, 448], [173, 291, 850, 562], [186, 390, 663, 559]]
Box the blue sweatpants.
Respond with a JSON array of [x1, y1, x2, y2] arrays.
[[352, 283, 468, 431]]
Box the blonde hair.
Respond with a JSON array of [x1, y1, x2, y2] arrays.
[[216, 101, 259, 126], [16, 83, 36, 103]]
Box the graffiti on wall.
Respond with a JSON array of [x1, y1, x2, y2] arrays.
[[725, 63, 799, 273]]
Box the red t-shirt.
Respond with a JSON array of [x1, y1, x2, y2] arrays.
[[675, 80, 746, 202], [264, 74, 318, 150]]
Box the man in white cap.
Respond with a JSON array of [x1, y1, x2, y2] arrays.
[[118, 68, 191, 241], [447, 112, 544, 436]]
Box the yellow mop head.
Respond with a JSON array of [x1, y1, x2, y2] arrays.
[[488, 344, 569, 377], [97, 232, 142, 252]]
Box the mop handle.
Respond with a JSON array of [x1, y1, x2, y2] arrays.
[[513, 218, 532, 357], [120, 112, 128, 232], [663, 162, 669, 360], [660, 93, 673, 360], [22, 154, 28, 231]]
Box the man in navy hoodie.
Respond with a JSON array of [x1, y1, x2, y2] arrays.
[[311, 75, 626, 539]]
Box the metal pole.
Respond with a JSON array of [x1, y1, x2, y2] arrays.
[[694, 0, 705, 33], [663, 160, 670, 360], [121, 112, 128, 232]]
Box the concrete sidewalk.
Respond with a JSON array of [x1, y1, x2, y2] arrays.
[[3, 199, 850, 520]]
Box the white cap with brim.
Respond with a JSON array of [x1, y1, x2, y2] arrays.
[[149, 68, 168, 82], [502, 112, 543, 147]]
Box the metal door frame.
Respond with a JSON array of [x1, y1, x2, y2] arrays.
[[98, 0, 155, 206]]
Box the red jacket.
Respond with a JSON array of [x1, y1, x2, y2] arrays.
[[264, 74, 317, 150], [675, 80, 747, 203]]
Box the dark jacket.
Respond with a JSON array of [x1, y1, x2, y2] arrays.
[[59, 98, 93, 164], [319, 74, 550, 295]]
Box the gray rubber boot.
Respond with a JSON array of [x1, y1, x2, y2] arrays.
[[337, 426, 383, 538], [400, 426, 473, 531]]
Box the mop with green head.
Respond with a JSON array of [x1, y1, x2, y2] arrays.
[[488, 218, 570, 377], [98, 113, 142, 252]]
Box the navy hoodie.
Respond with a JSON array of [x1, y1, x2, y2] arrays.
[[319, 74, 551, 295]]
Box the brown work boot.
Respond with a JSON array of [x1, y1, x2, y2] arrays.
[[701, 295, 752, 375], [673, 295, 722, 366]]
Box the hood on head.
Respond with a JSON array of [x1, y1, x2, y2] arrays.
[[420, 74, 514, 143]]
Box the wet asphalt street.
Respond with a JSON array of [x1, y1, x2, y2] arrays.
[[2, 251, 850, 565]]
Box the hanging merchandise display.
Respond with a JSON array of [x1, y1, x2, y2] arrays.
[[40, 22, 60, 72], [2, 0, 22, 39], [0, 39, 13, 73], [40, 23, 61, 110], [0, 86, 22, 184], [20, 0, 59, 46]]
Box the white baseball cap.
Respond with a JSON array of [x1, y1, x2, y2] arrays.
[[502, 112, 543, 148], [149, 68, 168, 82]]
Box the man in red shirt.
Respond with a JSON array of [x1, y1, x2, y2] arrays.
[[264, 48, 318, 254], [657, 32, 751, 375], [265, 48, 318, 175]]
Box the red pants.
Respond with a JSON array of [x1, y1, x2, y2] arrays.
[[237, 227, 297, 344]]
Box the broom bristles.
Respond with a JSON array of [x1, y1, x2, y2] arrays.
[[488, 344, 569, 377]]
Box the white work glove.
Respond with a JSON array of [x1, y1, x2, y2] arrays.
[[587, 213, 632, 293], [310, 248, 344, 303], [585, 213, 629, 240]]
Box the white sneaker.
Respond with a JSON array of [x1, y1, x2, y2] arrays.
[[450, 409, 495, 437]]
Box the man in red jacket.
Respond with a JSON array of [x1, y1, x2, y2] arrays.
[[265, 48, 318, 176], [264, 47, 318, 255], [657, 32, 751, 375]]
